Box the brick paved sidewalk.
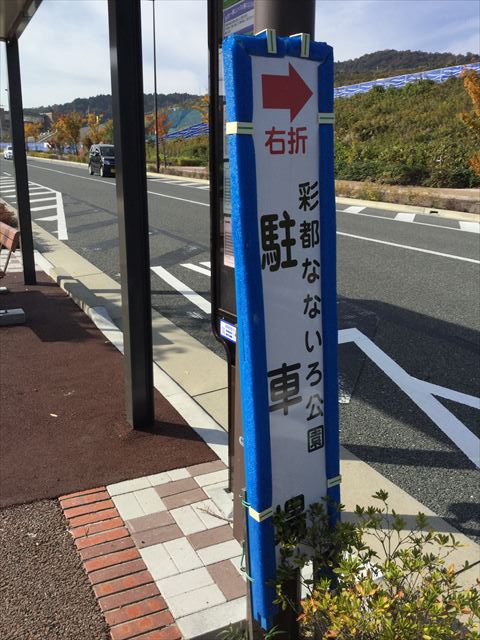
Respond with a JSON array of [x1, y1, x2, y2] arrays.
[[61, 460, 247, 640]]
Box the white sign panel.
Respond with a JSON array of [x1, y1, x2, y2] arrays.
[[252, 56, 326, 516]]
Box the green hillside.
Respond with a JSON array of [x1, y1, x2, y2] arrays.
[[33, 93, 200, 121], [334, 49, 479, 87], [334, 76, 479, 188]]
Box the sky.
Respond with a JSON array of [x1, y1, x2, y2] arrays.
[[0, 0, 478, 109]]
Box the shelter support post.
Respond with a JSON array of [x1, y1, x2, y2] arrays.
[[107, 0, 154, 428], [6, 35, 36, 285]]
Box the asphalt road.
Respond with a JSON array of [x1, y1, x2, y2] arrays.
[[1, 156, 479, 542]]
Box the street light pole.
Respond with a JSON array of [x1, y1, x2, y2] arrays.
[[152, 0, 160, 173]]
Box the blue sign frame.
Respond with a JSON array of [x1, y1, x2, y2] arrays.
[[224, 31, 339, 628]]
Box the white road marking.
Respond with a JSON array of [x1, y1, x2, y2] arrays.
[[31, 204, 57, 212], [180, 263, 212, 277], [200, 261, 211, 268], [395, 212, 416, 222], [146, 261, 479, 464], [337, 209, 476, 234], [0, 188, 17, 193], [343, 205, 365, 214], [30, 196, 57, 203], [459, 221, 480, 233], [56, 191, 68, 240], [339, 328, 480, 467], [26, 163, 211, 208], [36, 215, 58, 221], [337, 231, 480, 263], [150, 265, 211, 314], [420, 381, 480, 410]]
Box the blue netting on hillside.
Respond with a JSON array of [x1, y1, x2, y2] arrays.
[[334, 62, 480, 98]]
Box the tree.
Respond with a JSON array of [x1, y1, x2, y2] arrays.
[[24, 121, 42, 151], [102, 119, 114, 144], [85, 112, 104, 145], [54, 111, 84, 155], [145, 111, 170, 169], [460, 68, 480, 176]]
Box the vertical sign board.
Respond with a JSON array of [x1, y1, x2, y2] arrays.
[[223, 32, 340, 628]]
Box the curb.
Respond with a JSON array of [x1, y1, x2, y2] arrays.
[[24, 155, 478, 220], [336, 196, 480, 222]]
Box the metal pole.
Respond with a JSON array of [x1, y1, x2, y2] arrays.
[[152, 0, 160, 173], [6, 36, 36, 285], [107, 0, 155, 428], [254, 0, 315, 36]]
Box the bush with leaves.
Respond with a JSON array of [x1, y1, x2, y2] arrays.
[[274, 491, 479, 639]]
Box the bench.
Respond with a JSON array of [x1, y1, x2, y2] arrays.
[[0, 222, 20, 279]]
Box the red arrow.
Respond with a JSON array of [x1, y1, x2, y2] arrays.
[[262, 63, 313, 122]]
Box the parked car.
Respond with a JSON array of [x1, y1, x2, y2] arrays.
[[3, 145, 13, 160], [88, 144, 115, 177]]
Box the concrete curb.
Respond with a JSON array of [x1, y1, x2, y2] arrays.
[[336, 196, 480, 222], [25, 155, 478, 220]]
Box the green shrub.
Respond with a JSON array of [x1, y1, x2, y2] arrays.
[[335, 77, 480, 188], [274, 491, 479, 639]]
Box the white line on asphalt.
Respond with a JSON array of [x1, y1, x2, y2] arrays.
[[420, 381, 480, 410], [147, 260, 480, 465], [339, 328, 480, 467], [0, 188, 17, 193], [30, 196, 57, 203], [31, 204, 57, 212], [56, 191, 68, 241], [395, 212, 416, 222], [343, 205, 366, 213], [27, 191, 54, 197], [2, 172, 11, 176], [180, 263, 212, 277], [459, 221, 480, 233], [200, 261, 211, 268], [337, 231, 480, 263], [36, 215, 58, 222], [337, 209, 472, 233], [150, 265, 211, 314], [147, 190, 209, 207], [27, 163, 210, 208]]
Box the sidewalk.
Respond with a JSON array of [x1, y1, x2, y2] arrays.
[[1, 238, 479, 639]]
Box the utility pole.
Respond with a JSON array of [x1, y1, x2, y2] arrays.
[[254, 0, 315, 37]]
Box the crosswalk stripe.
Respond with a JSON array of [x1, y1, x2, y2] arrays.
[[199, 261, 211, 268], [180, 263, 211, 277], [459, 221, 480, 234], [343, 205, 365, 214], [151, 266, 211, 314], [395, 212, 416, 222], [30, 196, 57, 203], [31, 204, 57, 212]]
